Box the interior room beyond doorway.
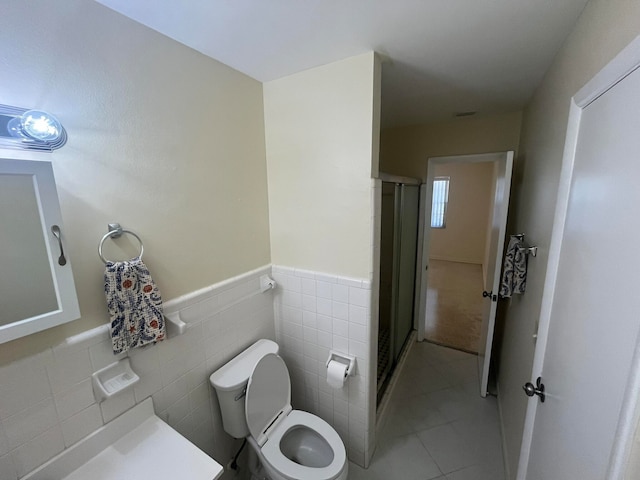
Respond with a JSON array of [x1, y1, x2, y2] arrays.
[[425, 259, 484, 353], [424, 161, 497, 354]]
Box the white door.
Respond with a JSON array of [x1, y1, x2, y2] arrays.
[[477, 152, 513, 397], [521, 39, 640, 480], [418, 152, 513, 397]]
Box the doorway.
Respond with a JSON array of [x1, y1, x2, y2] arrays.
[[422, 161, 497, 354], [377, 175, 420, 403], [416, 152, 514, 397]]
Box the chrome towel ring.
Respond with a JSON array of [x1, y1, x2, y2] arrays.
[[99, 223, 144, 264]]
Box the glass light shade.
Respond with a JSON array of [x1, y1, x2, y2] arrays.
[[0, 104, 67, 151], [19, 110, 63, 142]]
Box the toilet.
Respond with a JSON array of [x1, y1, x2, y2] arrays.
[[210, 339, 348, 480]]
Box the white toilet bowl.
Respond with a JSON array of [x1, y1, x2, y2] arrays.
[[210, 340, 348, 480], [249, 410, 347, 480]]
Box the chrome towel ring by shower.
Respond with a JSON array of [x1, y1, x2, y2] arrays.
[[98, 223, 144, 264]]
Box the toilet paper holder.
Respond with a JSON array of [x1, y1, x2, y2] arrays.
[[326, 351, 356, 377]]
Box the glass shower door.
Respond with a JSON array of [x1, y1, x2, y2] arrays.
[[391, 184, 420, 361]]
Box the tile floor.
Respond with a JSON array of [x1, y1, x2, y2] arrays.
[[349, 341, 505, 480], [424, 260, 485, 353]]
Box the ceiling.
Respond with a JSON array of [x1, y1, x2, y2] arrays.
[[95, 0, 590, 128]]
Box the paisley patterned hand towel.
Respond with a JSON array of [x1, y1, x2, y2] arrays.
[[104, 258, 165, 354], [499, 236, 528, 297]]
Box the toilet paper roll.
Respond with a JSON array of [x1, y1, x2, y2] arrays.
[[326, 360, 348, 389]]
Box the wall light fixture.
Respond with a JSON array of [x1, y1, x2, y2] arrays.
[[0, 104, 67, 151]]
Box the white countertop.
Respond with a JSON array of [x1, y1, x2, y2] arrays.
[[24, 399, 223, 480]]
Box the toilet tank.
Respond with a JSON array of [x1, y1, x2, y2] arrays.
[[209, 339, 279, 439]]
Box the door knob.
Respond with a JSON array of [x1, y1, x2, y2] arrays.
[[523, 377, 545, 403], [482, 290, 497, 302]]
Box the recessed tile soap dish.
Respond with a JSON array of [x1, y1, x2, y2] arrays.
[[92, 358, 140, 402]]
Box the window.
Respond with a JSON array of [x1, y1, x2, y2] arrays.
[[431, 176, 450, 228]]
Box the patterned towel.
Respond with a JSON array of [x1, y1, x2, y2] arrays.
[[104, 257, 165, 354], [499, 236, 528, 297]]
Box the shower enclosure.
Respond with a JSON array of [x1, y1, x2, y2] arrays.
[[377, 177, 420, 402]]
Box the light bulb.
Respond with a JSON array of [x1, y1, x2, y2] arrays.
[[20, 110, 63, 142]]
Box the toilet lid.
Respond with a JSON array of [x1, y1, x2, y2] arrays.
[[246, 353, 291, 444]]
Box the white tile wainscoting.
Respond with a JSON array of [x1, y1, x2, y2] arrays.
[[0, 265, 275, 480], [271, 265, 375, 468]]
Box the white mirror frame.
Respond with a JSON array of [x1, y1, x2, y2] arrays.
[[0, 158, 80, 343]]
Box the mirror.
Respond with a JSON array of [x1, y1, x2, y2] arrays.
[[0, 158, 80, 343]]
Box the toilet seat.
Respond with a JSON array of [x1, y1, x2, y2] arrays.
[[245, 353, 347, 480], [261, 410, 346, 480]]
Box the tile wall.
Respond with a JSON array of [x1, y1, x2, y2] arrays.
[[0, 265, 275, 480], [271, 265, 373, 468]]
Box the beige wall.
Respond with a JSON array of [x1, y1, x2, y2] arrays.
[[264, 52, 380, 279], [0, 0, 270, 361], [495, 0, 640, 478], [379, 111, 522, 181], [429, 162, 494, 265]]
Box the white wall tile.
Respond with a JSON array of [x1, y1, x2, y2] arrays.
[[88, 341, 125, 373], [333, 335, 349, 353], [349, 339, 368, 359], [282, 291, 302, 308], [316, 273, 338, 284], [348, 305, 368, 325], [133, 368, 163, 403], [189, 382, 210, 411], [0, 453, 17, 480], [302, 311, 317, 328], [317, 330, 333, 348], [282, 306, 303, 324], [173, 413, 195, 438], [349, 287, 371, 307], [301, 278, 316, 295], [60, 405, 103, 447], [288, 275, 302, 293], [317, 314, 332, 333], [294, 268, 316, 279], [54, 379, 95, 421], [301, 294, 316, 312], [333, 318, 349, 338], [185, 362, 209, 390], [338, 276, 363, 288], [316, 281, 333, 299], [332, 284, 349, 303], [0, 424, 9, 457], [4, 265, 365, 475], [128, 343, 160, 374], [100, 390, 136, 424], [166, 394, 190, 427], [11, 425, 64, 478], [332, 301, 349, 321], [3, 397, 58, 449], [283, 321, 303, 339], [348, 323, 367, 343], [317, 298, 332, 316], [180, 295, 219, 323], [303, 327, 318, 345], [273, 265, 373, 469], [162, 375, 190, 407], [0, 353, 53, 419]]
